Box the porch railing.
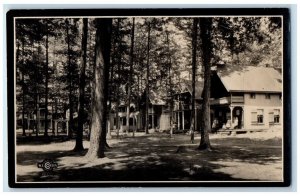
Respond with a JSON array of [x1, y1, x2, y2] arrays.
[[231, 96, 244, 103], [210, 97, 230, 105], [210, 96, 244, 105]]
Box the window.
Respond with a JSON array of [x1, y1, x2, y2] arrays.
[[122, 117, 126, 126], [257, 109, 264, 123], [274, 109, 280, 123], [250, 93, 256, 99], [265, 94, 271, 99]]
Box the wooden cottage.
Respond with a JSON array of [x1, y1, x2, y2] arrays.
[[139, 90, 169, 132], [172, 80, 203, 132], [210, 66, 282, 131]]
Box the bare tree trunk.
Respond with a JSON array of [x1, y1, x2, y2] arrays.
[[66, 19, 74, 139], [36, 94, 40, 137], [74, 18, 88, 151], [115, 19, 121, 138], [145, 22, 151, 134], [55, 98, 58, 128], [107, 37, 114, 140], [35, 42, 41, 137], [198, 18, 212, 150], [87, 26, 95, 140], [21, 39, 26, 136], [44, 33, 49, 137], [126, 18, 135, 135], [85, 18, 112, 160], [166, 31, 173, 137], [21, 66, 25, 136], [190, 18, 198, 143]]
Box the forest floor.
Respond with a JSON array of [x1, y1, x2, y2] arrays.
[[16, 130, 283, 182]]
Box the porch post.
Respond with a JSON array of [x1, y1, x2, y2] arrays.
[[230, 106, 234, 128]]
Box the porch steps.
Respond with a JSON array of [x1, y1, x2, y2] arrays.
[[217, 128, 266, 135]]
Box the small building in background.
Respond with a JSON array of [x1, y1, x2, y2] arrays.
[[16, 100, 68, 136], [108, 101, 140, 132], [172, 80, 203, 132], [139, 90, 169, 132]]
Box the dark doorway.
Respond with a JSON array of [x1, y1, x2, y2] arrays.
[[233, 106, 243, 129]]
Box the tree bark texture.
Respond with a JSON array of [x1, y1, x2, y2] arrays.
[[198, 18, 212, 150], [85, 18, 112, 159], [166, 31, 173, 137], [66, 19, 74, 139], [21, 38, 26, 136], [126, 18, 135, 135], [74, 18, 88, 151], [145, 22, 151, 134], [44, 33, 49, 136], [190, 18, 198, 142]]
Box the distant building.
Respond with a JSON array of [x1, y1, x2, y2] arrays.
[[172, 80, 203, 132], [108, 101, 140, 132], [107, 89, 168, 132], [139, 90, 169, 132], [16, 100, 68, 135], [107, 80, 206, 133], [210, 66, 282, 130]]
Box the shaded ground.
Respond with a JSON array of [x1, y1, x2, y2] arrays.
[[16, 131, 283, 182]]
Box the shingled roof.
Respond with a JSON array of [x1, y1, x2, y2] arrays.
[[218, 66, 282, 93]]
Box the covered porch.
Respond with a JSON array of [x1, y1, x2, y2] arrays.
[[211, 99, 244, 131]]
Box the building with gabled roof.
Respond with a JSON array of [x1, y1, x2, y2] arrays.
[[210, 65, 282, 131], [138, 89, 170, 131], [172, 80, 204, 132], [218, 66, 282, 93], [107, 88, 170, 133]]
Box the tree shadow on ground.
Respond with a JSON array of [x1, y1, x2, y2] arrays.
[[18, 152, 243, 182], [17, 149, 88, 166], [16, 133, 282, 182], [17, 135, 71, 145]]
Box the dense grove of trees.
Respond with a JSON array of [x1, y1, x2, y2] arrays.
[[16, 16, 282, 158]]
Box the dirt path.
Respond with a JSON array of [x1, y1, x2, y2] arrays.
[[16, 132, 283, 182]]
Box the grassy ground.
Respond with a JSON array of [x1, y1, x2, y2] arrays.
[[16, 130, 283, 182]]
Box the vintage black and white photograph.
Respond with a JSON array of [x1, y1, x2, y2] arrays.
[[7, 9, 290, 187]]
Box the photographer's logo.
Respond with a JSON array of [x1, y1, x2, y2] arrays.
[[37, 159, 58, 172]]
